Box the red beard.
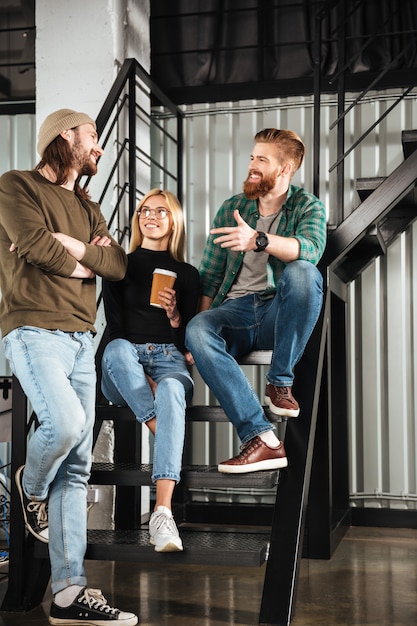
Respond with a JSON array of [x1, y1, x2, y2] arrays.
[[243, 169, 278, 199]]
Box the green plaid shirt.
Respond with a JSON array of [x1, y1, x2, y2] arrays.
[[199, 184, 327, 308]]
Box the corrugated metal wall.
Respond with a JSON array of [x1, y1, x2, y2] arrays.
[[2, 87, 417, 510], [349, 229, 417, 511], [0, 113, 37, 469]]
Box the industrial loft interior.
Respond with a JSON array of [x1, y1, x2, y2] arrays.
[[0, 1, 417, 625]]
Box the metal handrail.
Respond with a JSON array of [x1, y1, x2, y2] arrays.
[[329, 84, 416, 173], [313, 0, 417, 226], [83, 58, 184, 229]]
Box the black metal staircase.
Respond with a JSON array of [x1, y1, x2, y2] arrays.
[[2, 315, 333, 626]]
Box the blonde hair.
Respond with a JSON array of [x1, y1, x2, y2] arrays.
[[129, 188, 186, 262], [254, 128, 305, 175]]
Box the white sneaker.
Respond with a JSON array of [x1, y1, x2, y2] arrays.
[[149, 505, 183, 552]]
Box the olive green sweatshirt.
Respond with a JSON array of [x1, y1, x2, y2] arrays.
[[0, 170, 127, 337]]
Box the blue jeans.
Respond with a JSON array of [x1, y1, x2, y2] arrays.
[[185, 261, 323, 444], [3, 327, 96, 595], [101, 340, 193, 483]]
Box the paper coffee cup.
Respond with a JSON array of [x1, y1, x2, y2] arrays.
[[150, 268, 177, 307]]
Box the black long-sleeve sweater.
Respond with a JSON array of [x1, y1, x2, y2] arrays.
[[103, 247, 200, 353]]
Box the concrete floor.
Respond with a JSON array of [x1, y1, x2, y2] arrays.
[[0, 526, 416, 625]]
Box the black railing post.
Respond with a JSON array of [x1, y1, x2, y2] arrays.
[[313, 6, 322, 198], [177, 113, 184, 205], [128, 70, 137, 220], [1, 377, 51, 611], [259, 285, 330, 626], [336, 0, 346, 224]]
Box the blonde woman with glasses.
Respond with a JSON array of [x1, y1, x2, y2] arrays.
[[101, 189, 200, 552]]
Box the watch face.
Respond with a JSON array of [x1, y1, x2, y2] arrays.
[[256, 232, 269, 251]]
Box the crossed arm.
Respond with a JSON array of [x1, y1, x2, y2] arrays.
[[10, 232, 112, 279], [50, 232, 112, 278]]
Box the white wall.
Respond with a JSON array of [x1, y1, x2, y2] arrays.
[[35, 0, 150, 135]]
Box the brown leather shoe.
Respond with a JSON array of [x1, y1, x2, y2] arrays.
[[218, 436, 288, 474], [265, 384, 300, 417]]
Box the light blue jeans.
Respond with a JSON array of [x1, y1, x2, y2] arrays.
[[101, 340, 193, 483], [3, 326, 96, 595], [185, 261, 323, 444]]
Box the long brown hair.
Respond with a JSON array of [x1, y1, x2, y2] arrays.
[[129, 189, 186, 262], [36, 133, 90, 199]]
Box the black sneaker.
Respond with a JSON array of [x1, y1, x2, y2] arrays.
[[15, 465, 49, 543], [49, 587, 138, 625]]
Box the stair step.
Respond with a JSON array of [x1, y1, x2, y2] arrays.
[[402, 129, 417, 159], [96, 403, 285, 424], [236, 350, 272, 365], [184, 465, 279, 489], [356, 177, 386, 201], [96, 405, 135, 421], [328, 226, 386, 283], [357, 177, 417, 210], [90, 462, 279, 489], [186, 405, 284, 423], [90, 462, 153, 486], [34, 528, 270, 567], [85, 528, 269, 566]]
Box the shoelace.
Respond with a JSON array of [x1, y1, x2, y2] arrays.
[[27, 501, 48, 529], [152, 512, 178, 536], [78, 588, 119, 615], [272, 386, 295, 402], [238, 438, 261, 457]]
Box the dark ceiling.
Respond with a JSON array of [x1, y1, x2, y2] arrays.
[[1, 1, 416, 113], [150, 0, 417, 105], [0, 0, 35, 109]]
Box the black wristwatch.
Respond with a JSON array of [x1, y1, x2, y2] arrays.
[[254, 231, 269, 252]]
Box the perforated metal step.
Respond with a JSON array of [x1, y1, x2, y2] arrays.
[[186, 405, 284, 423], [34, 528, 270, 566], [183, 465, 279, 489], [90, 462, 280, 489], [84, 528, 270, 566], [90, 462, 153, 486], [96, 403, 285, 424]]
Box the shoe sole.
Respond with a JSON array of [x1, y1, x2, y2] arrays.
[[150, 538, 183, 552], [49, 615, 138, 626], [15, 466, 49, 544], [265, 395, 300, 418], [217, 456, 288, 474]]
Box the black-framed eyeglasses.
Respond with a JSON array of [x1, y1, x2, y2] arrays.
[[137, 207, 170, 220]]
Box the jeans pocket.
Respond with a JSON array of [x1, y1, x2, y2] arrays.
[[165, 345, 186, 366]]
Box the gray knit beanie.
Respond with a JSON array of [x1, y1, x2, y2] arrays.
[[37, 108, 96, 157]]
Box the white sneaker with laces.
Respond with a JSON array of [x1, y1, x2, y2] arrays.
[[149, 505, 183, 552]]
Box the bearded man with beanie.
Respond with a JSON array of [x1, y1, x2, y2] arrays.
[[0, 109, 138, 625]]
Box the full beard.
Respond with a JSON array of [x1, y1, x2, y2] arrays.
[[80, 158, 97, 177], [243, 169, 278, 199], [72, 137, 98, 177]]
